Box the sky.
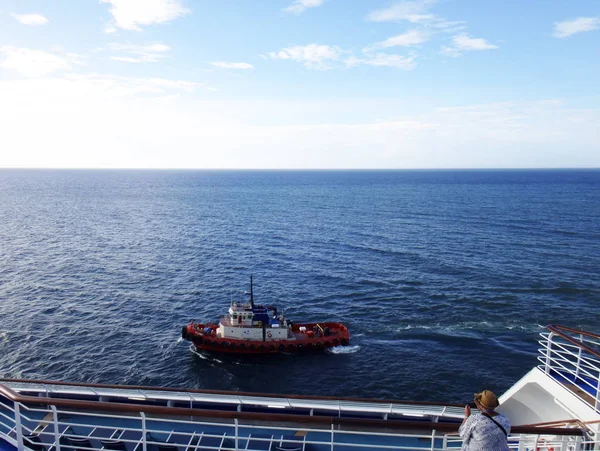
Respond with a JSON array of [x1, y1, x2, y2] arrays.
[[0, 0, 599, 169]]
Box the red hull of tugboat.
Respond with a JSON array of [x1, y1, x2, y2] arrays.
[[182, 322, 350, 355]]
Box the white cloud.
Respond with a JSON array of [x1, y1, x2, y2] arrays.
[[452, 34, 498, 50], [440, 46, 459, 57], [346, 54, 416, 70], [441, 33, 498, 57], [111, 56, 141, 63], [266, 44, 415, 71], [366, 0, 434, 22], [284, 0, 324, 14], [266, 44, 342, 69], [365, 0, 464, 34], [108, 43, 171, 63], [100, 0, 189, 31], [367, 30, 429, 50], [0, 47, 82, 78], [11, 13, 48, 26], [211, 62, 254, 70], [553, 17, 600, 38]]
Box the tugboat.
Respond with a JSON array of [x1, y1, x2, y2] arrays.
[[181, 276, 350, 354]]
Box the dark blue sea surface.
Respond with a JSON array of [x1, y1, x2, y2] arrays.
[[0, 169, 599, 404]]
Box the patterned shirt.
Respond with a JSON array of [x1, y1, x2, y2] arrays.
[[458, 412, 511, 451]]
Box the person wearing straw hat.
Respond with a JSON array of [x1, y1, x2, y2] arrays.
[[459, 390, 511, 451]]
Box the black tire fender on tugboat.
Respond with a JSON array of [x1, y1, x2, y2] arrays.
[[181, 326, 188, 340]]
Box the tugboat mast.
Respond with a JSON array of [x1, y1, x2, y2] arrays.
[[249, 274, 254, 309]]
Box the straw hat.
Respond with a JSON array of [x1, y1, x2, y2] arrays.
[[474, 390, 499, 409]]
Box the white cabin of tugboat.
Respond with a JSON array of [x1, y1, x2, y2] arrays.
[[217, 301, 291, 341]]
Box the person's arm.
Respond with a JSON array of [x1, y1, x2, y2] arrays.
[[458, 405, 475, 439]]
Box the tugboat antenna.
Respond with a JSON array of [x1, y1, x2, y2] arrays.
[[250, 274, 254, 308]]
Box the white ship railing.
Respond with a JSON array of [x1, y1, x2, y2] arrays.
[[0, 397, 458, 451], [538, 325, 600, 413], [0, 382, 594, 451], [0, 399, 592, 451], [0, 380, 466, 421]]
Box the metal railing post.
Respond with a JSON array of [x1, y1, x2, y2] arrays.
[[430, 429, 435, 451], [51, 405, 61, 451], [14, 402, 23, 451], [330, 423, 334, 451], [575, 335, 583, 378], [140, 412, 147, 451], [596, 375, 600, 412], [545, 333, 554, 374], [234, 418, 239, 451]]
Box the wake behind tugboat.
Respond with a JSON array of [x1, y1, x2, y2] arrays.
[[181, 276, 350, 355]]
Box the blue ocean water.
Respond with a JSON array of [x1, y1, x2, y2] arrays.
[[0, 169, 599, 404]]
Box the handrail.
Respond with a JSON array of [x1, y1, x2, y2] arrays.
[[540, 324, 600, 415], [546, 325, 600, 360], [0, 382, 584, 436], [0, 382, 455, 432], [547, 325, 600, 341], [0, 377, 463, 408]]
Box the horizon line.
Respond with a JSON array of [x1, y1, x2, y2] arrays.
[[1, 167, 599, 172]]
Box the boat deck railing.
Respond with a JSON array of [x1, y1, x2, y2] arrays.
[[538, 325, 600, 412], [0, 380, 466, 420], [0, 379, 592, 451]]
